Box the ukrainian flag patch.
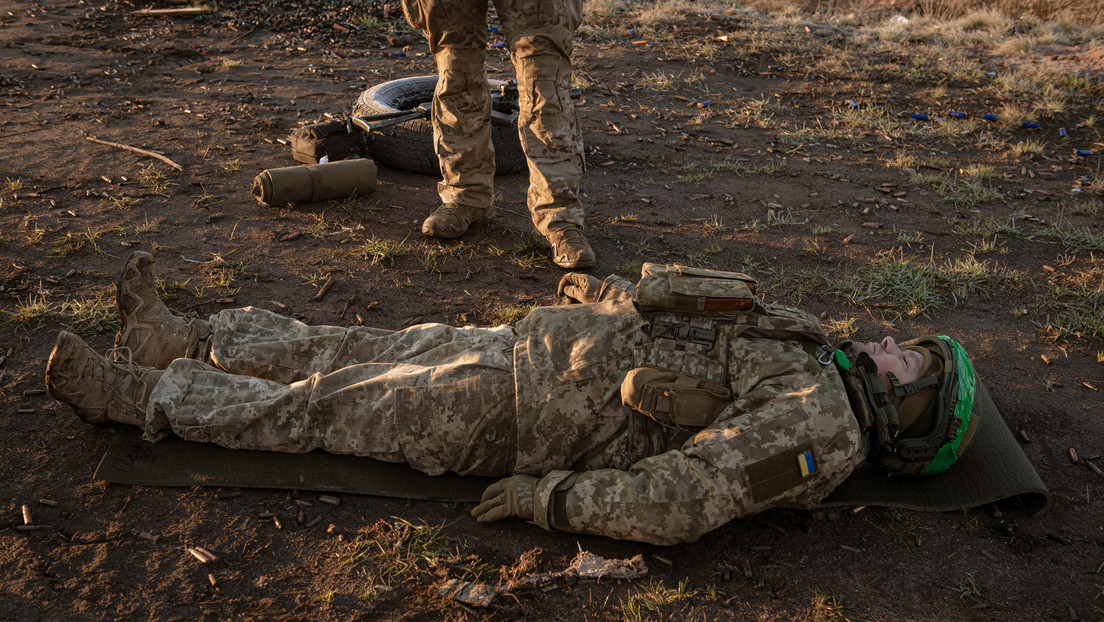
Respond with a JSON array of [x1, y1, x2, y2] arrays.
[[797, 450, 816, 477]]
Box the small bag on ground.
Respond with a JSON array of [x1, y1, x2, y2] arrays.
[[288, 119, 366, 165]]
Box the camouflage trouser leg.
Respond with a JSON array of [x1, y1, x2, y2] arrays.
[[143, 308, 519, 476], [403, 0, 495, 210], [496, 0, 586, 235], [200, 307, 516, 384]]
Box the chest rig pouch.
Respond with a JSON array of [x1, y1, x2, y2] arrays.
[[635, 263, 757, 318], [623, 264, 758, 435]]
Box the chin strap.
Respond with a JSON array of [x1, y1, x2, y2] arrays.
[[887, 372, 939, 398], [832, 348, 903, 458]]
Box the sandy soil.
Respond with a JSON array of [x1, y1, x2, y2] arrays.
[[2, 0, 1103, 620]]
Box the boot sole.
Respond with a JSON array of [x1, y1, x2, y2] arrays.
[[45, 331, 101, 423]]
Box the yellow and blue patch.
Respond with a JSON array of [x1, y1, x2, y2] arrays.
[[797, 450, 816, 477]]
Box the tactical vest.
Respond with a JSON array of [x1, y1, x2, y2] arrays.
[[623, 264, 833, 441]]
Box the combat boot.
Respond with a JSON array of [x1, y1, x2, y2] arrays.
[[421, 204, 489, 238], [115, 251, 209, 369], [542, 225, 595, 269], [46, 331, 162, 426]]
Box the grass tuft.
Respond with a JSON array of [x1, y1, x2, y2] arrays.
[[342, 518, 495, 587], [352, 237, 412, 266], [842, 249, 1017, 317]]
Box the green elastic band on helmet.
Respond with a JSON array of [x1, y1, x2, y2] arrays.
[[920, 336, 977, 475], [832, 349, 851, 369]]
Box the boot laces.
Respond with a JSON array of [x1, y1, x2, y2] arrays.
[[554, 227, 585, 248], [101, 346, 149, 408]]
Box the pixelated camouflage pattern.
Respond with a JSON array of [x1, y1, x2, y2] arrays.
[[146, 308, 518, 476], [540, 319, 864, 545], [403, 0, 585, 234], [635, 264, 757, 317], [597, 275, 636, 302], [512, 299, 663, 475], [143, 293, 862, 546], [516, 298, 863, 545]]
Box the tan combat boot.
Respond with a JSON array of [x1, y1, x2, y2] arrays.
[[46, 331, 162, 426], [115, 251, 209, 369], [421, 204, 489, 238], [543, 225, 596, 269]]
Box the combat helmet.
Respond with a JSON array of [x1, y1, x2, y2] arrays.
[[833, 336, 981, 476]]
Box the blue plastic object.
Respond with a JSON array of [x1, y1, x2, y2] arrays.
[[846, 100, 858, 108], [491, 42, 506, 48], [983, 113, 999, 121], [949, 111, 967, 119], [390, 52, 406, 57], [1059, 128, 1068, 138], [487, 26, 500, 32], [911, 113, 929, 121], [699, 100, 713, 107], [1076, 150, 1094, 156], [1022, 122, 1040, 129]]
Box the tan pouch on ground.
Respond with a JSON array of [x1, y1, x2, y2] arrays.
[[620, 365, 733, 429], [252, 158, 377, 207]]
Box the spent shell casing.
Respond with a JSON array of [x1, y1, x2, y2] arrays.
[[187, 547, 215, 563]]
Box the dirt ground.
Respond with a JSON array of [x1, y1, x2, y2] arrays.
[[2, 0, 1103, 620]]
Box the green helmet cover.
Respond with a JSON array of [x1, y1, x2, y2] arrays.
[[835, 335, 979, 476], [918, 336, 977, 474]]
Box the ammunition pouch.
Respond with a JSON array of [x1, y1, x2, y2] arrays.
[[621, 365, 732, 431]]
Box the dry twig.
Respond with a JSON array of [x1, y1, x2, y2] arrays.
[[86, 136, 183, 171]]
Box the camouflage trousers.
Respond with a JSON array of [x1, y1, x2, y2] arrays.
[[144, 307, 519, 476], [401, 0, 586, 236]]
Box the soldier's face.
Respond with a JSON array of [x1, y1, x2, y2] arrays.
[[850, 337, 924, 391]]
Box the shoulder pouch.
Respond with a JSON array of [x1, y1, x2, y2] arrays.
[[635, 263, 756, 318]]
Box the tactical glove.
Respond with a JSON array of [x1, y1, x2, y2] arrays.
[[471, 475, 537, 523], [556, 272, 603, 304]]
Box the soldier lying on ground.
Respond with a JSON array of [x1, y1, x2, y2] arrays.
[[46, 252, 981, 545]]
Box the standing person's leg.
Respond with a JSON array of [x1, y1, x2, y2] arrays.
[[496, 0, 593, 269], [402, 0, 496, 238], [47, 332, 518, 477]]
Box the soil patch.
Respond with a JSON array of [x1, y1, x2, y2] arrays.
[[2, 1, 1103, 620]]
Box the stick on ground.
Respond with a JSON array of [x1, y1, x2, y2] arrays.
[[85, 136, 184, 171], [130, 7, 209, 17]]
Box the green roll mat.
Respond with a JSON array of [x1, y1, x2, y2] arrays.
[[95, 379, 1048, 515]]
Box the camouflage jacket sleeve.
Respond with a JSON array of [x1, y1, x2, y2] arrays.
[[596, 274, 636, 302], [530, 343, 864, 545]]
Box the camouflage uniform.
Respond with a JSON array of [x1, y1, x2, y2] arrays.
[[141, 299, 863, 546], [400, 0, 586, 236]]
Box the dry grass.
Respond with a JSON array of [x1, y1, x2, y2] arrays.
[[740, 0, 1104, 24]]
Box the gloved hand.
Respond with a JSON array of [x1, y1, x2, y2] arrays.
[[471, 475, 537, 523], [556, 273, 603, 304]]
